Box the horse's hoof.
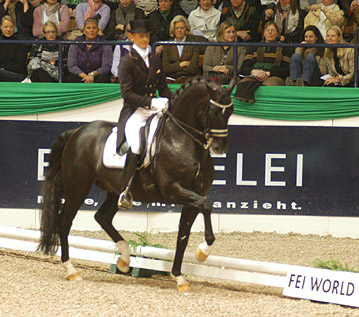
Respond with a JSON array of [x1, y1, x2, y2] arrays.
[[177, 283, 192, 292], [67, 272, 82, 281], [195, 247, 209, 262], [117, 257, 130, 273]]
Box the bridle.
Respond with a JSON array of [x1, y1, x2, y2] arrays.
[[166, 98, 233, 150]]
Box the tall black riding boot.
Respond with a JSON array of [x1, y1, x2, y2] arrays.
[[118, 148, 138, 210]]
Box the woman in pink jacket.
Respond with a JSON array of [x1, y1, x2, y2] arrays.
[[32, 0, 70, 38]]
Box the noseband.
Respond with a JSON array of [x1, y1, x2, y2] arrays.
[[166, 98, 233, 150]]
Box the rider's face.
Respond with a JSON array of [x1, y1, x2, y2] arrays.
[[129, 32, 150, 49]]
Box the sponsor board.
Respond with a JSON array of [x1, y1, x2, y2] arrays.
[[283, 267, 359, 308], [1, 121, 359, 215]]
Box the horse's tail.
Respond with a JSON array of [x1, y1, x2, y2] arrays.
[[37, 129, 75, 255]]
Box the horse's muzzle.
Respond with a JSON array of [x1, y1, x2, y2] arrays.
[[209, 139, 228, 154]]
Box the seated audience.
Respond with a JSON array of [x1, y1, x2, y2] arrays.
[[65, 17, 112, 82], [111, 42, 130, 79], [135, 0, 158, 15], [111, 23, 131, 79], [286, 25, 325, 86], [75, 0, 110, 35], [236, 21, 291, 102], [273, 0, 305, 42], [149, 0, 186, 55], [106, 0, 145, 40], [0, 15, 27, 81], [299, 0, 321, 12], [203, 20, 245, 84], [0, 0, 35, 39], [188, 0, 221, 41], [304, 0, 345, 39], [220, 0, 259, 42], [28, 21, 63, 82], [32, 0, 70, 38], [240, 21, 291, 85], [178, 0, 197, 16], [322, 25, 354, 86], [162, 15, 200, 82]]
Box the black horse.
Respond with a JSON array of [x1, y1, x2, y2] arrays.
[[38, 77, 235, 291]]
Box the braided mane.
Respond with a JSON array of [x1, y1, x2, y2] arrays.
[[170, 77, 215, 107]]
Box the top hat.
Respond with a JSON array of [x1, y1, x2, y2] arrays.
[[128, 20, 152, 34]]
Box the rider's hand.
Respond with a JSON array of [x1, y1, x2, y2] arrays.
[[151, 98, 169, 111]]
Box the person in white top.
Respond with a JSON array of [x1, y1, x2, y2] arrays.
[[188, 0, 221, 40]]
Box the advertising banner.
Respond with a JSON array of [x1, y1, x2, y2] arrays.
[[1, 120, 359, 216]]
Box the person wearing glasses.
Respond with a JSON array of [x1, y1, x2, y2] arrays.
[[0, 15, 27, 81], [236, 21, 292, 102], [27, 21, 64, 82], [32, 0, 70, 38]]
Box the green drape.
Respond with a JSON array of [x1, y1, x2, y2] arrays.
[[1, 82, 359, 120]]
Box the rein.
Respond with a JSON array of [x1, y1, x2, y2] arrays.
[[166, 98, 233, 150]]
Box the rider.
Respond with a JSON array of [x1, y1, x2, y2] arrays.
[[117, 19, 174, 209]]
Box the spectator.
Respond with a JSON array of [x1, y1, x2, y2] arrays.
[[299, 0, 321, 12], [236, 21, 291, 102], [65, 17, 112, 82], [286, 25, 326, 86], [220, 0, 259, 42], [149, 0, 186, 55], [111, 23, 131, 79], [322, 25, 354, 86], [188, 0, 221, 41], [135, 0, 158, 15], [304, 0, 345, 39], [106, 0, 145, 40], [203, 20, 245, 84], [178, 0, 197, 16], [0, 15, 27, 81], [162, 15, 200, 82], [32, 0, 70, 38], [0, 0, 35, 39], [75, 0, 110, 35], [273, 0, 305, 42], [111, 42, 130, 79], [28, 21, 64, 82]]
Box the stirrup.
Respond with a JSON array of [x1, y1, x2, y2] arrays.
[[118, 190, 133, 210]]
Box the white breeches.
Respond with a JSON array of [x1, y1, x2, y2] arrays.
[[125, 107, 161, 154]]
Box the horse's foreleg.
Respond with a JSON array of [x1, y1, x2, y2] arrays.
[[172, 207, 199, 292], [196, 205, 215, 263], [167, 183, 216, 263], [94, 192, 130, 273]]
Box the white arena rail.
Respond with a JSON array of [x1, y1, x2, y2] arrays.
[[0, 225, 304, 288]]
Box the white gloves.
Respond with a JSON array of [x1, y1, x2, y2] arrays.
[[150, 97, 169, 112]]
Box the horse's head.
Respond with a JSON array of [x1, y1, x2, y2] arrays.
[[169, 77, 236, 154], [198, 78, 235, 154]]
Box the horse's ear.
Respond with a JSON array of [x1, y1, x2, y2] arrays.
[[227, 77, 237, 95], [205, 79, 219, 92]]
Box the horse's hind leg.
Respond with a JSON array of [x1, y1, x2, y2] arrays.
[[59, 181, 92, 281], [171, 207, 199, 292], [94, 192, 130, 273]]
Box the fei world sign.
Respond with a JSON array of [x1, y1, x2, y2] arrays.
[[1, 121, 359, 216]]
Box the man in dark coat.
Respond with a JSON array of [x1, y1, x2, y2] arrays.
[[117, 19, 173, 209]]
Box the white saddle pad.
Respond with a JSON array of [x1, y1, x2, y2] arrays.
[[103, 115, 160, 169]]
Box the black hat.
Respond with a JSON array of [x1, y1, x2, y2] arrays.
[[128, 20, 152, 34]]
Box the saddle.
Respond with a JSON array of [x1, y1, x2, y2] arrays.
[[103, 114, 164, 169]]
